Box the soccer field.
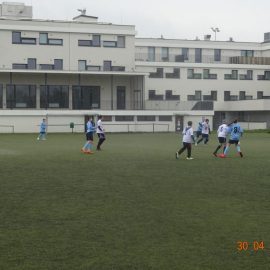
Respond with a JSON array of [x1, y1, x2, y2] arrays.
[[0, 132, 269, 270]]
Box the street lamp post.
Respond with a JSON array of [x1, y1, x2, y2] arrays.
[[211, 27, 220, 41]]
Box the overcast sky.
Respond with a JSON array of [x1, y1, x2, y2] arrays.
[[22, 0, 270, 42]]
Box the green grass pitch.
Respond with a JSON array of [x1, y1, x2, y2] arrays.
[[0, 132, 269, 270]]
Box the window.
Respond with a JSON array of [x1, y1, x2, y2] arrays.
[[12, 32, 21, 44], [39, 33, 48, 44], [117, 36, 125, 48], [203, 69, 217, 79], [195, 48, 202, 63], [148, 90, 163, 100], [103, 61, 112, 71], [161, 47, 169, 61], [187, 69, 202, 79], [40, 85, 69, 108], [12, 31, 36, 45], [187, 69, 194, 79], [166, 68, 180, 78], [159, 115, 172, 121], [195, 90, 202, 100], [72, 86, 100, 109], [115, 116, 134, 121], [137, 116, 155, 121], [48, 39, 63, 45], [78, 40, 92, 46], [117, 86, 126, 109], [54, 59, 63, 70], [39, 33, 63, 45], [92, 35, 101, 47], [225, 70, 238, 80], [39, 64, 54, 70], [165, 90, 180, 100], [214, 49, 221, 61], [239, 70, 253, 80], [224, 91, 231, 101], [232, 70, 238, 79], [103, 41, 117, 47], [182, 48, 189, 60], [102, 116, 112, 122], [6, 85, 36, 108], [241, 50, 254, 57], [28, 58, 36, 69], [78, 60, 86, 71], [148, 47, 155, 61], [149, 68, 163, 78], [12, 64, 28, 69], [21, 38, 36, 44]]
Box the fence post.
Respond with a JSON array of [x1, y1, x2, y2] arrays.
[[153, 123, 154, 133]]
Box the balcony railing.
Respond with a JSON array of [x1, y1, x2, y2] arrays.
[[135, 53, 270, 65]]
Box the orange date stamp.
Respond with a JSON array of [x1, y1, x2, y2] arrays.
[[237, 241, 265, 251]]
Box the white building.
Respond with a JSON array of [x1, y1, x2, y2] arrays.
[[0, 2, 269, 133]]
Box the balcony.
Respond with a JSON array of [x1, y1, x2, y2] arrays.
[[135, 53, 270, 65]]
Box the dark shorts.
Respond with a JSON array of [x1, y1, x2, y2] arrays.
[[202, 134, 209, 139], [229, 139, 239, 145], [218, 137, 226, 144], [86, 132, 93, 141], [196, 131, 202, 137], [98, 133, 106, 140]]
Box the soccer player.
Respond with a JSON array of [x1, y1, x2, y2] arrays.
[[219, 119, 243, 158], [213, 119, 228, 157], [175, 121, 195, 160], [37, 118, 47, 140], [195, 121, 203, 141], [196, 119, 210, 145], [81, 117, 96, 154], [96, 115, 106, 151]]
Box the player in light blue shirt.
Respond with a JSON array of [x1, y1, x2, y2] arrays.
[[220, 119, 243, 158], [37, 118, 47, 140], [81, 117, 96, 154]]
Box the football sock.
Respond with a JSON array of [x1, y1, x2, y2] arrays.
[[224, 146, 229, 155], [236, 145, 241, 152], [83, 142, 88, 149], [214, 145, 221, 154]]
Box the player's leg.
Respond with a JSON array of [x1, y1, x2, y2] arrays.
[[186, 143, 193, 159], [203, 134, 209, 144], [176, 143, 187, 159], [223, 141, 233, 156], [213, 144, 221, 156], [196, 136, 203, 145], [236, 141, 243, 157]]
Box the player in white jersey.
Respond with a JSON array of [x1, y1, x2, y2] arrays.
[[175, 121, 195, 160], [213, 120, 228, 157], [96, 115, 106, 150], [196, 119, 210, 145]]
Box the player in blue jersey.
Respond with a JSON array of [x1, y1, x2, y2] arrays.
[[81, 117, 96, 154], [37, 118, 47, 140], [219, 119, 243, 158], [195, 118, 204, 142]]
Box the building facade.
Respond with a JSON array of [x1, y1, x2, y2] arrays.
[[0, 2, 269, 132]]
